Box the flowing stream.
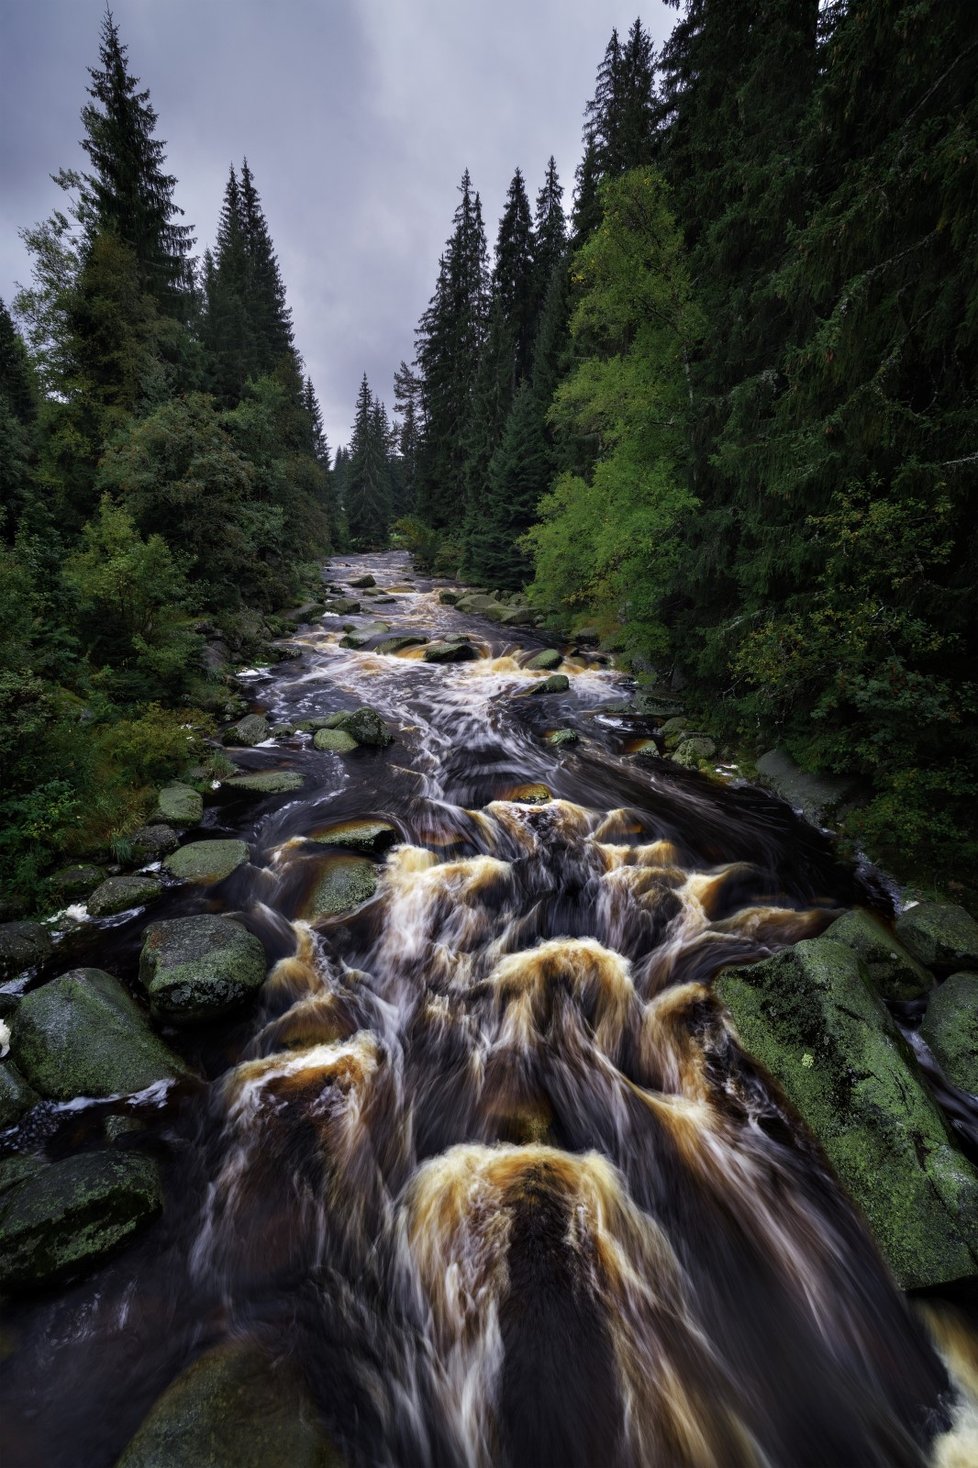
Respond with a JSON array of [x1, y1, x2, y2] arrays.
[[3, 551, 977, 1467]]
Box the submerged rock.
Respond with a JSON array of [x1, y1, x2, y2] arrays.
[[716, 938, 978, 1289], [224, 770, 305, 795], [323, 707, 394, 747], [313, 728, 358, 753], [164, 840, 250, 884], [545, 728, 579, 748], [222, 714, 269, 749], [10, 968, 190, 1099], [311, 819, 398, 856], [0, 1061, 38, 1128], [153, 783, 204, 826], [115, 1339, 344, 1468], [826, 909, 933, 1001], [921, 973, 978, 1095], [0, 1151, 162, 1290], [0, 922, 53, 980], [139, 915, 267, 1025], [895, 902, 978, 974], [87, 873, 163, 918], [526, 648, 562, 671], [422, 640, 477, 663], [526, 673, 570, 696], [306, 855, 378, 919]]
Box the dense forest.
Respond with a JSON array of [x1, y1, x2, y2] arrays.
[[2, 1, 976, 909]]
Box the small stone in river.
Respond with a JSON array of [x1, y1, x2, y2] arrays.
[[221, 715, 269, 749], [348, 574, 376, 587], [545, 728, 579, 747], [87, 873, 164, 918], [324, 707, 394, 746], [311, 819, 398, 856], [305, 855, 378, 919], [164, 840, 250, 884], [49, 864, 105, 901], [423, 641, 478, 663], [921, 973, 978, 1095], [526, 674, 570, 696], [313, 727, 358, 753], [0, 1062, 38, 1129], [526, 649, 562, 671], [374, 635, 428, 655], [139, 914, 267, 1024], [224, 770, 305, 794]]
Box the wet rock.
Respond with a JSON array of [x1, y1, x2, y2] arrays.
[[311, 819, 398, 856], [139, 915, 267, 1024], [339, 632, 371, 649], [0, 1150, 162, 1291], [129, 826, 180, 864], [270, 722, 296, 737], [454, 593, 499, 614], [630, 738, 660, 760], [895, 902, 978, 974], [224, 770, 305, 795], [322, 596, 360, 615], [323, 707, 393, 747], [87, 873, 164, 919], [348, 574, 376, 588], [438, 590, 460, 605], [526, 648, 562, 671], [0, 1155, 44, 1195], [526, 674, 570, 696], [374, 634, 428, 655], [10, 968, 190, 1099], [306, 855, 378, 919], [164, 840, 250, 884], [673, 736, 717, 767], [115, 1339, 345, 1468], [0, 922, 53, 980], [0, 1061, 38, 1128], [49, 864, 105, 901], [716, 937, 978, 1289], [826, 909, 933, 1001], [755, 747, 858, 823], [222, 715, 269, 749], [921, 974, 978, 1095], [503, 784, 553, 804], [153, 783, 204, 826], [313, 728, 358, 753], [423, 640, 477, 663], [545, 728, 579, 747]]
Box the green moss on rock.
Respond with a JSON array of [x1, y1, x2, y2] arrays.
[[826, 908, 933, 1000], [164, 841, 250, 884], [153, 784, 204, 826], [310, 819, 397, 855], [139, 915, 267, 1025], [921, 973, 978, 1095], [0, 922, 53, 980], [222, 715, 269, 749], [895, 902, 978, 973], [526, 674, 570, 696], [526, 649, 562, 671], [305, 855, 378, 919], [224, 770, 305, 795], [323, 708, 393, 746], [87, 873, 164, 918], [0, 1061, 38, 1128], [423, 641, 477, 663], [313, 728, 358, 753]]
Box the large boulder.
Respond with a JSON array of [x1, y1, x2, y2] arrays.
[[128, 826, 180, 864], [526, 649, 562, 671], [321, 596, 360, 615], [673, 736, 717, 767], [526, 674, 570, 696], [10, 968, 190, 1100], [422, 640, 477, 664], [222, 715, 269, 749], [87, 873, 163, 919], [895, 902, 978, 974], [223, 770, 304, 795], [115, 1340, 344, 1468], [438, 590, 460, 605], [311, 819, 397, 856], [921, 973, 978, 1095], [755, 748, 858, 823], [374, 635, 428, 655], [0, 922, 52, 980], [323, 707, 393, 747], [139, 915, 267, 1025], [305, 855, 378, 919], [0, 1151, 162, 1290], [455, 593, 499, 614], [347, 573, 376, 588], [164, 840, 250, 884], [48, 864, 105, 902], [0, 1061, 38, 1128], [716, 938, 978, 1289], [153, 784, 204, 826], [825, 909, 933, 1001]]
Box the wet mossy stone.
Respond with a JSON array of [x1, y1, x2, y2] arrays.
[[423, 640, 477, 663], [0, 1150, 162, 1291], [716, 938, 978, 1289], [921, 974, 978, 1095], [311, 819, 397, 856], [87, 873, 164, 919], [826, 909, 933, 1001], [545, 728, 579, 747], [526, 674, 570, 696], [221, 715, 269, 749], [339, 632, 371, 649], [129, 826, 180, 864], [313, 728, 358, 753], [503, 784, 553, 804], [270, 722, 295, 737], [374, 634, 428, 655], [526, 648, 562, 671], [306, 855, 378, 919], [630, 738, 659, 760], [139, 915, 267, 1025], [49, 864, 105, 901], [0, 922, 53, 980], [115, 1339, 345, 1468], [323, 707, 393, 747], [224, 770, 304, 795], [164, 840, 250, 884], [348, 573, 376, 588], [438, 589, 460, 605], [673, 736, 717, 767], [322, 596, 360, 615], [455, 593, 498, 614], [153, 783, 204, 826], [895, 902, 978, 974], [10, 968, 190, 1099], [0, 1061, 39, 1128]]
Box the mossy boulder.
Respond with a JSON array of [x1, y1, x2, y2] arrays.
[[153, 784, 204, 826], [526, 649, 562, 671], [921, 974, 978, 1094], [10, 968, 190, 1099], [0, 922, 53, 980], [164, 840, 250, 884], [115, 1340, 344, 1468], [754, 747, 858, 823], [526, 674, 570, 696], [438, 590, 460, 605], [716, 938, 978, 1289], [348, 573, 376, 588], [0, 1151, 163, 1290], [323, 707, 393, 747], [49, 864, 105, 901], [322, 596, 360, 615], [374, 635, 428, 655], [545, 728, 579, 748], [673, 736, 717, 767], [455, 593, 498, 614], [895, 902, 978, 974], [0, 1061, 38, 1128], [826, 909, 933, 1001], [224, 770, 305, 795], [313, 728, 358, 753], [339, 632, 371, 649], [423, 640, 477, 663], [311, 819, 397, 856], [222, 715, 269, 749], [502, 783, 553, 804], [305, 855, 378, 919], [87, 873, 164, 919], [129, 826, 180, 864], [139, 915, 267, 1025]]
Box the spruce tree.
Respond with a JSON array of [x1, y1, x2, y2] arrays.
[[392, 360, 421, 515], [346, 374, 392, 546], [531, 158, 566, 322], [238, 158, 295, 370]]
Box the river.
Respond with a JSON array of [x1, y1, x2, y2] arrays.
[[1, 551, 973, 1466]]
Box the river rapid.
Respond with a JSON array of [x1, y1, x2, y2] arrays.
[[2, 551, 976, 1467]]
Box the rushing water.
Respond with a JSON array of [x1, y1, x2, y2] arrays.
[[3, 551, 978, 1467]]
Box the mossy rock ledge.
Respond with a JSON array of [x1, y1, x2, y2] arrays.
[[164, 840, 250, 884], [921, 973, 978, 1095], [895, 901, 978, 974], [139, 915, 267, 1025], [715, 937, 978, 1290], [825, 908, 933, 1001]]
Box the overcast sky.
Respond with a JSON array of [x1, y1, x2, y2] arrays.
[[0, 0, 673, 448]]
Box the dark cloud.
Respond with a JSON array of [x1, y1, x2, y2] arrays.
[[0, 0, 672, 446]]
